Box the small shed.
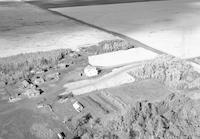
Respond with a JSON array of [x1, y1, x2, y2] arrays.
[[30, 69, 36, 74], [84, 65, 98, 77], [57, 132, 66, 139], [58, 63, 69, 69], [73, 101, 84, 112]]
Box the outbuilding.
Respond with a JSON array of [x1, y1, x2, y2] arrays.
[[84, 65, 98, 77], [73, 101, 84, 112], [57, 132, 66, 139], [21, 80, 30, 88], [34, 77, 45, 85], [23, 88, 40, 98]]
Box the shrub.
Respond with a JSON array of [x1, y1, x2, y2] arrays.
[[98, 39, 133, 53], [129, 55, 200, 90], [104, 93, 200, 139], [0, 49, 72, 86]]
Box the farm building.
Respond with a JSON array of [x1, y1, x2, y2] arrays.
[[84, 65, 98, 77], [73, 101, 84, 112], [57, 63, 69, 69], [21, 80, 30, 88], [57, 132, 66, 139], [33, 77, 45, 85], [23, 88, 41, 98]]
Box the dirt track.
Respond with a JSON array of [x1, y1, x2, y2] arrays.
[[62, 63, 139, 95]]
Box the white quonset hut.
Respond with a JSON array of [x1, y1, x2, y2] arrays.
[[88, 48, 158, 68]]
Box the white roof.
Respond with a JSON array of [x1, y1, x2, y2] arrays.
[[73, 101, 84, 112], [89, 48, 158, 68]]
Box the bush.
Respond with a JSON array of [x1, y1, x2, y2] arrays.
[[129, 55, 200, 90], [98, 39, 133, 53], [74, 94, 200, 139], [105, 93, 200, 139], [0, 49, 72, 86]]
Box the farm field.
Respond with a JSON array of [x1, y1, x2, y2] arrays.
[[1, 0, 200, 138], [49, 79, 174, 127], [78, 79, 173, 115], [51, 0, 200, 58], [0, 2, 117, 57]]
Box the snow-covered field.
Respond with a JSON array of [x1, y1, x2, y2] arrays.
[[51, 0, 200, 58], [0, 2, 117, 57]]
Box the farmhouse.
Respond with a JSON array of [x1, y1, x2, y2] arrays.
[[84, 65, 98, 77]]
